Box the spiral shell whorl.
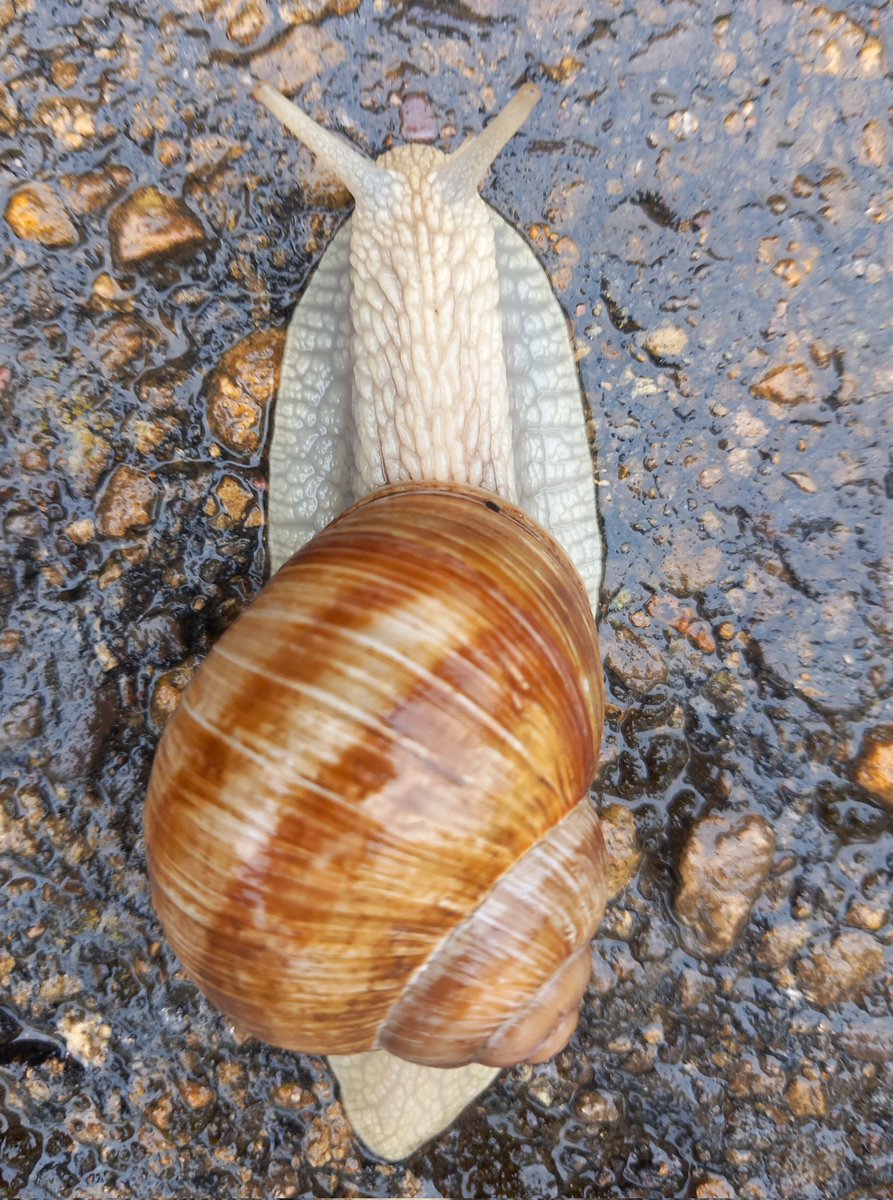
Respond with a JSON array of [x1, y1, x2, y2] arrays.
[[145, 482, 605, 1068]]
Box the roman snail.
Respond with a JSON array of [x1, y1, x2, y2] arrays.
[[144, 82, 607, 1161]]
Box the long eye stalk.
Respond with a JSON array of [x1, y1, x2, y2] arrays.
[[254, 82, 397, 205], [436, 83, 541, 198]]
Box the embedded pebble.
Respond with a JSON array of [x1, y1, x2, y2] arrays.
[[108, 186, 206, 268], [215, 475, 255, 523], [698, 465, 723, 489], [644, 323, 688, 360], [861, 119, 886, 169], [728, 1053, 785, 1100], [97, 465, 159, 537], [750, 361, 820, 405], [807, 6, 886, 78], [225, 0, 271, 43], [852, 724, 893, 809], [2, 695, 44, 743], [95, 316, 148, 379], [150, 660, 198, 731], [270, 1081, 313, 1109], [796, 930, 884, 1006], [0, 82, 18, 134], [304, 1104, 353, 1166], [784, 470, 818, 494], [844, 900, 886, 933], [57, 1011, 112, 1066], [527, 1076, 555, 1107], [279, 0, 361, 22], [667, 110, 698, 141], [64, 424, 113, 495], [675, 814, 775, 956], [206, 328, 286, 455], [34, 95, 96, 148], [5, 182, 78, 247], [179, 1080, 215, 1109]]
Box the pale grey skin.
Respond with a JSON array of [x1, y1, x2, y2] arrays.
[[255, 82, 603, 1161]]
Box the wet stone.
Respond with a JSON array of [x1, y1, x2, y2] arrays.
[[5, 183, 78, 248], [61, 165, 132, 216], [206, 328, 286, 456], [661, 529, 723, 595], [150, 661, 199, 731], [97, 465, 159, 538], [250, 25, 349, 91], [756, 921, 812, 970], [574, 1088, 622, 1124], [796, 930, 884, 1007], [695, 1178, 736, 1199], [852, 724, 893, 810], [600, 803, 642, 899], [603, 625, 668, 695], [785, 1075, 827, 1119], [399, 93, 438, 143], [109, 187, 206, 268], [837, 1016, 893, 1064], [33, 95, 96, 148], [675, 814, 775, 957], [2, 694, 44, 743]]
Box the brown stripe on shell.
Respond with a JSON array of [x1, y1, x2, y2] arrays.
[[145, 482, 604, 1060]]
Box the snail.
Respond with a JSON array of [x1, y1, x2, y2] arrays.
[[144, 83, 606, 1161]]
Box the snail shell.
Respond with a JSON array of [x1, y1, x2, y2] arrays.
[[146, 483, 606, 1066], [146, 85, 606, 1160]]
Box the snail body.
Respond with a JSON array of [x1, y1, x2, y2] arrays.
[[260, 83, 602, 602], [146, 86, 605, 1160]]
